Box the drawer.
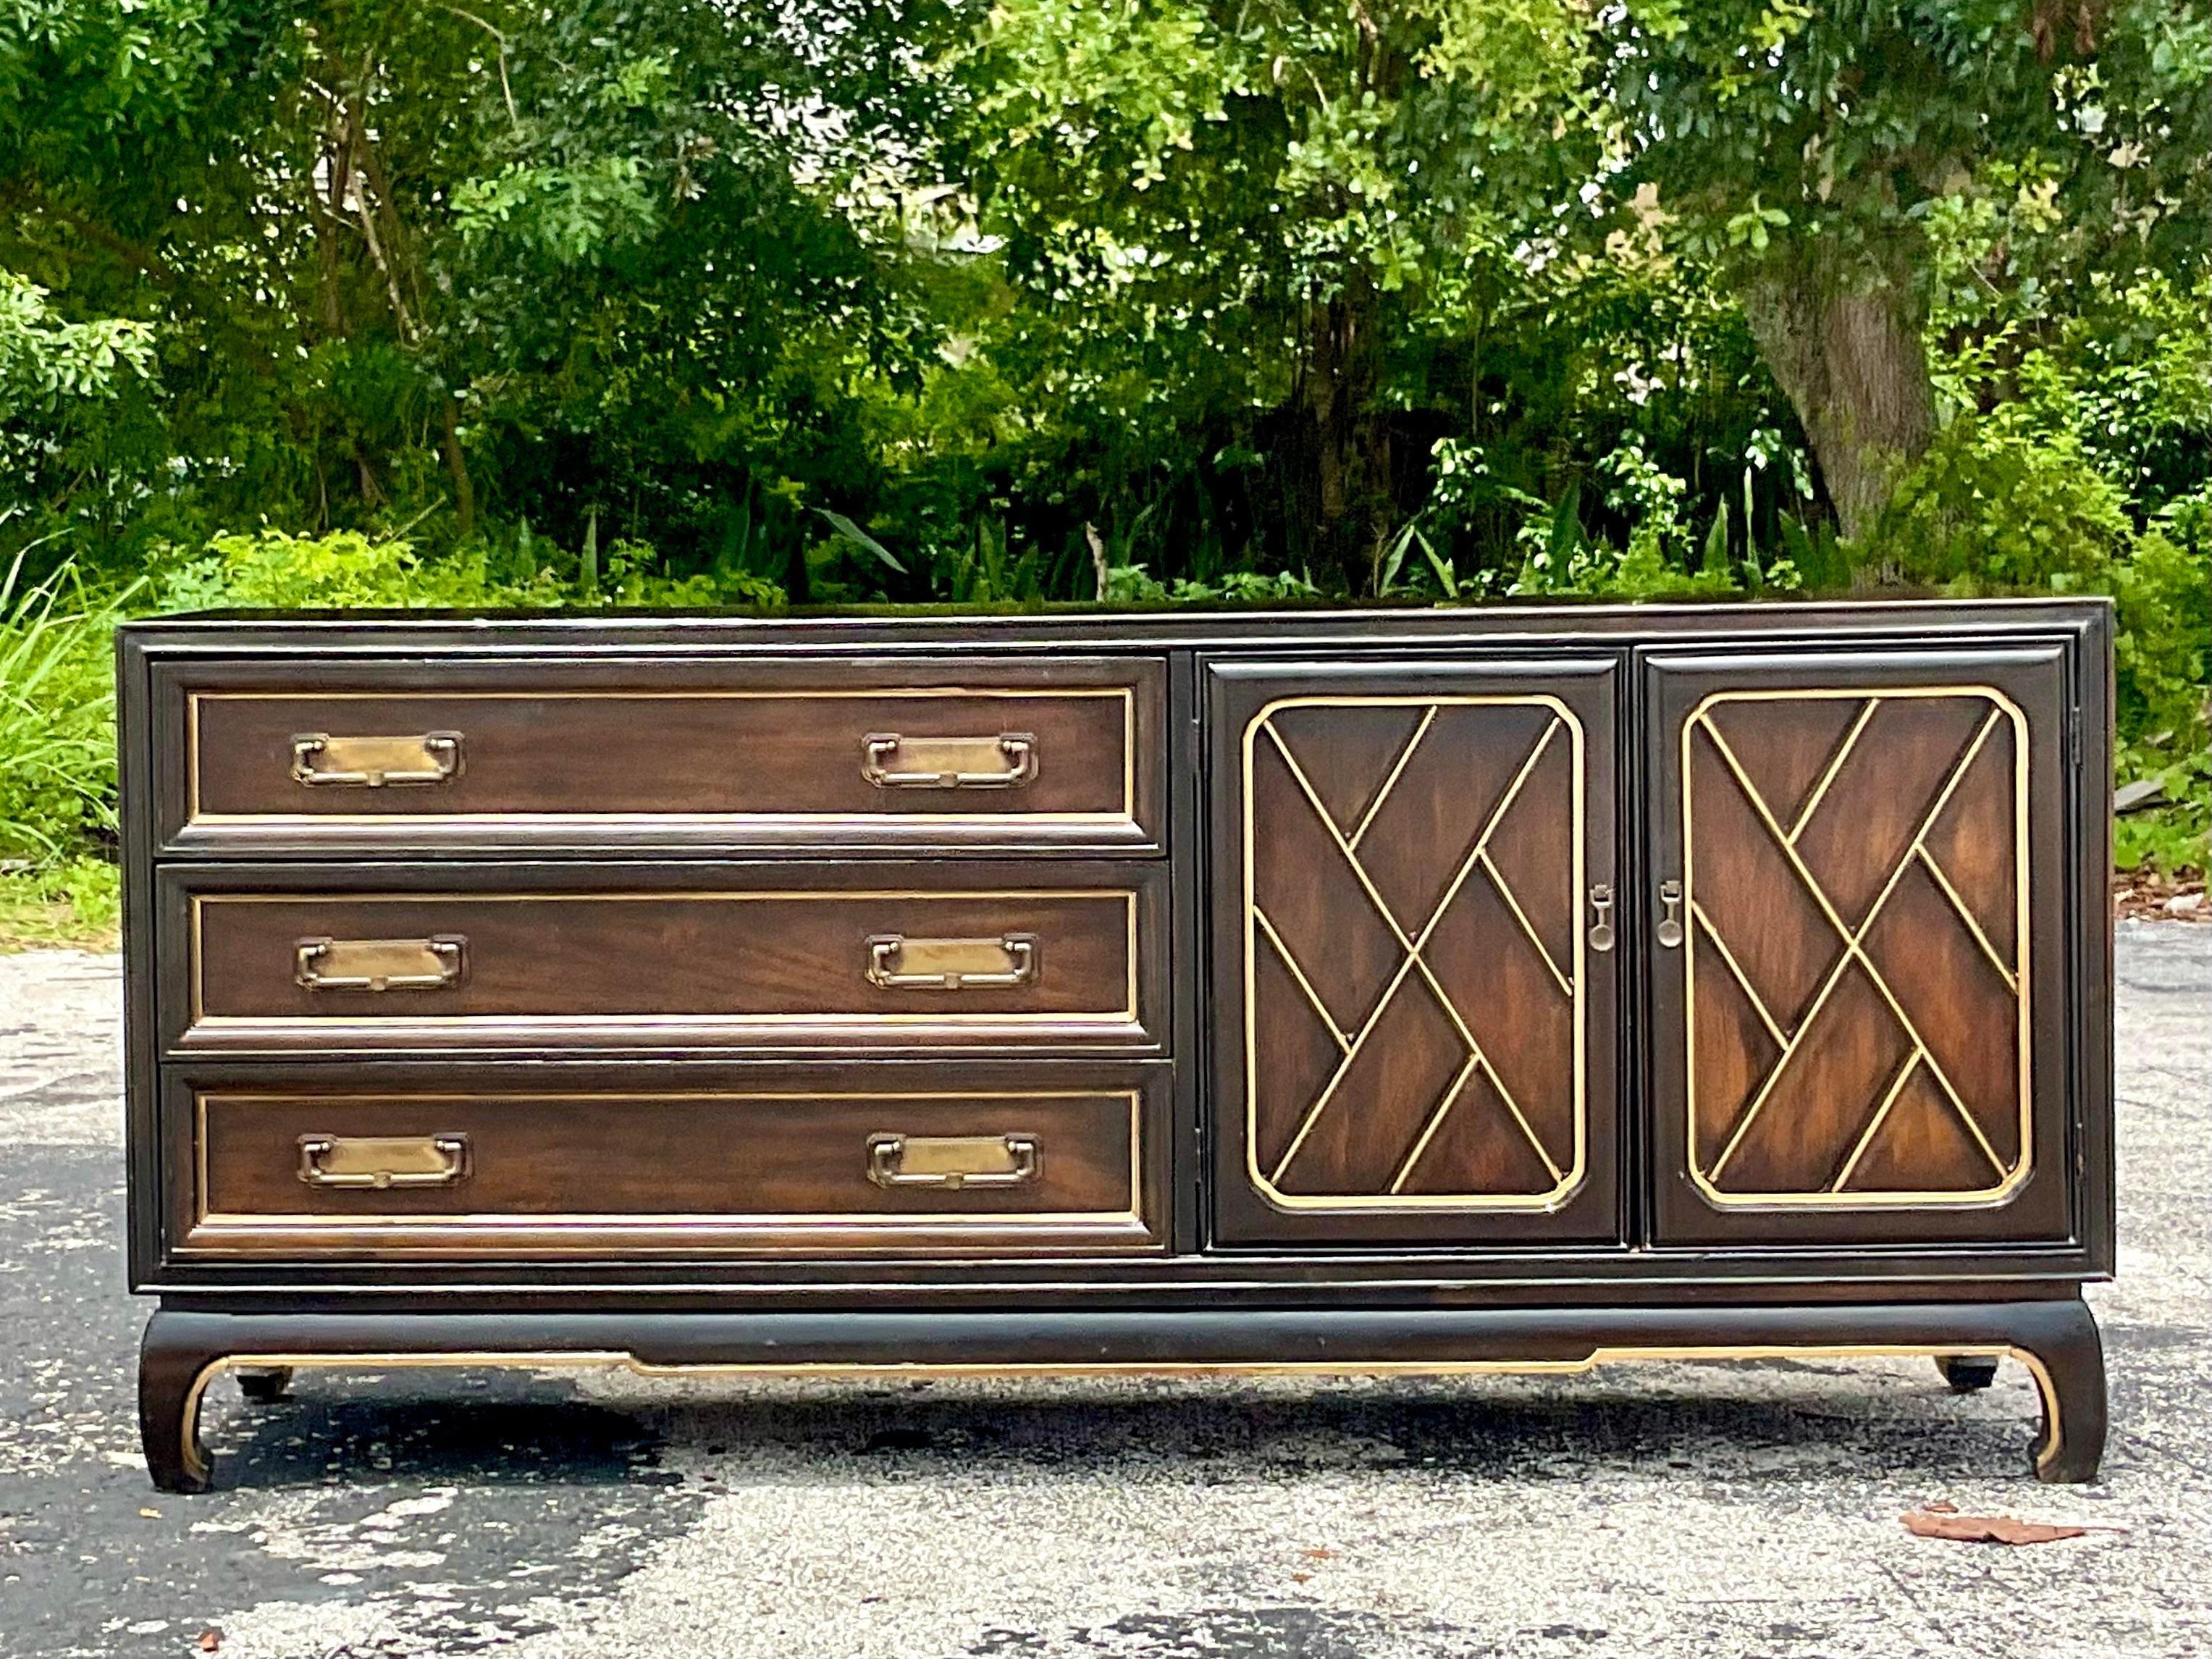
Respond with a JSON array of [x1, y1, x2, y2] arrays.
[[154, 657, 1167, 855], [164, 864, 1165, 1054], [170, 1075, 1163, 1257]]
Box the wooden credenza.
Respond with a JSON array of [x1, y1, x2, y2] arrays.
[[118, 600, 2115, 1490]]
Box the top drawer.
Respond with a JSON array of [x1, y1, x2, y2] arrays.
[[150, 657, 1169, 857]]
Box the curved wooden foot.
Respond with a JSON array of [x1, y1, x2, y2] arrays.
[[2012, 1298, 2107, 1484], [236, 1366, 295, 1404], [1938, 1355, 2001, 1393], [139, 1311, 221, 1493]]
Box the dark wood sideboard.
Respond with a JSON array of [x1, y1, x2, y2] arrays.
[[117, 600, 2116, 1491]]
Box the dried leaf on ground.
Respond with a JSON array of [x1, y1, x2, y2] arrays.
[[1901, 1508, 2120, 1545]]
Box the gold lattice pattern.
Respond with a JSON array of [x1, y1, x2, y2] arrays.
[[1686, 689, 2031, 1204], [1245, 697, 1583, 1206]]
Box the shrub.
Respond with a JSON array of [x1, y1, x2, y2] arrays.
[[0, 553, 138, 864], [1875, 424, 2209, 875]]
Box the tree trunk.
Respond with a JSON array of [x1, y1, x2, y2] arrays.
[[1300, 282, 1394, 592], [1741, 248, 1934, 544], [440, 395, 476, 538]]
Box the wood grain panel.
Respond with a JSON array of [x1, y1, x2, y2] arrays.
[[1922, 721, 2019, 962], [1248, 734, 1403, 1031], [1688, 722, 1838, 1028], [1270, 976, 1464, 1197], [1421, 867, 1574, 1167], [1350, 702, 1554, 932], [163, 656, 1169, 855], [1686, 921, 1781, 1172], [188, 1086, 1153, 1256], [1394, 1068, 1555, 1198], [1683, 687, 2029, 1206], [1717, 963, 1911, 1193], [1838, 1064, 1992, 1193], [1264, 704, 1425, 837], [1793, 695, 1990, 925], [194, 689, 1132, 819], [1242, 694, 1585, 1209], [1862, 859, 2022, 1167], [185, 885, 1147, 1046]]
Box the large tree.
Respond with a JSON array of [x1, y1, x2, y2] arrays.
[[942, 0, 1597, 589], [1602, 0, 2211, 539], [0, 0, 938, 575]]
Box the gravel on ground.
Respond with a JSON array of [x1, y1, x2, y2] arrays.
[[0, 925, 2205, 1658]]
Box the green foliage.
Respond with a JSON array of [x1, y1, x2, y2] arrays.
[[1875, 432, 2209, 877], [0, 854, 119, 948], [1, 0, 2205, 899], [159, 527, 786, 613], [0, 550, 137, 864], [0, 272, 154, 417]]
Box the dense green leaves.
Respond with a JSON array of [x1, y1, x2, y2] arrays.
[[0, 0, 2205, 884]]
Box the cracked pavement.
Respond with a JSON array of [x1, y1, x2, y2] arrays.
[[0, 924, 2206, 1658]]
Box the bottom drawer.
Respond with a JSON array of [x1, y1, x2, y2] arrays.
[[176, 1079, 1160, 1257]]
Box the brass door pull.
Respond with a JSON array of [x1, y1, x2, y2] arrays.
[[298, 1133, 470, 1190], [861, 732, 1038, 789], [290, 731, 462, 788], [866, 932, 1038, 991], [1589, 883, 1615, 952], [1657, 879, 1686, 949], [867, 1133, 1040, 1190], [294, 936, 467, 992]]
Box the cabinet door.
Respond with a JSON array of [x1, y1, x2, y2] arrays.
[[1206, 657, 1620, 1246], [1644, 647, 2075, 1245]]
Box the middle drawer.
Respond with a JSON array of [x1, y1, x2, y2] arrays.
[[161, 862, 1166, 1055]]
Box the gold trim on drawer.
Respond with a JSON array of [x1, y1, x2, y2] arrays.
[[188, 1088, 1146, 1246], [188, 686, 1137, 826], [186, 889, 1140, 1030]]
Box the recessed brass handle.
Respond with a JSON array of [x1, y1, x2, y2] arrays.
[[861, 731, 1038, 790], [865, 932, 1038, 991], [298, 1133, 470, 1190], [1657, 879, 1686, 949], [867, 1133, 1040, 1189], [294, 935, 467, 992], [290, 731, 462, 788]]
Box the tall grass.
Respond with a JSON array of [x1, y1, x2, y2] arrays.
[[0, 550, 139, 865]]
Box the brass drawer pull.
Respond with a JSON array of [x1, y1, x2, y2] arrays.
[[294, 935, 467, 992], [298, 1133, 470, 1190], [867, 1133, 1040, 1190], [862, 731, 1037, 790], [865, 932, 1037, 991], [290, 731, 462, 788]]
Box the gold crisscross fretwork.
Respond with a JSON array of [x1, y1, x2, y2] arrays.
[[1683, 687, 2033, 1207], [1242, 695, 1587, 1210]]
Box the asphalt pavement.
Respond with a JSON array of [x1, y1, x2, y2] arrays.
[[1, 924, 2206, 1658]]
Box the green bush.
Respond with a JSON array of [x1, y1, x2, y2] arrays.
[[1875, 422, 2209, 875], [0, 553, 138, 865]]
